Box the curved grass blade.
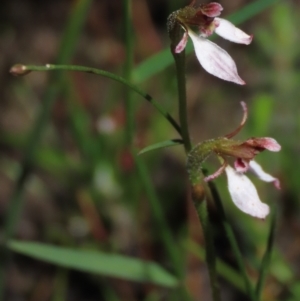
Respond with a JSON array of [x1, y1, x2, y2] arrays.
[[186, 240, 246, 293], [133, 0, 279, 83], [207, 180, 256, 301], [8, 241, 178, 288], [255, 209, 277, 300], [138, 139, 183, 155], [10, 64, 181, 136]]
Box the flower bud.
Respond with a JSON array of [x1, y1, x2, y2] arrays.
[[10, 64, 31, 76]]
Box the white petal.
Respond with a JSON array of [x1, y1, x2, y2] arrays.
[[188, 29, 245, 85], [249, 161, 280, 189], [214, 18, 253, 45], [225, 166, 270, 219]]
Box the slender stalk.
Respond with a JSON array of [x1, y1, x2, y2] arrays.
[[172, 50, 191, 153], [134, 152, 182, 275], [10, 64, 181, 136], [190, 181, 221, 301], [171, 28, 220, 301], [123, 0, 134, 144], [255, 208, 277, 300]]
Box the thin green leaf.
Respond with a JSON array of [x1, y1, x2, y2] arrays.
[[133, 0, 279, 83], [193, 197, 221, 301], [186, 240, 246, 293], [207, 181, 256, 301], [229, 0, 280, 24], [133, 152, 182, 276], [138, 139, 183, 155], [8, 241, 178, 288], [255, 209, 277, 300]]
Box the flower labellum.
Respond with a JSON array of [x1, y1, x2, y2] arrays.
[[225, 165, 270, 219]]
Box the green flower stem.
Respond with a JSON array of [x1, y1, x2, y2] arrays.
[[11, 64, 181, 136], [190, 180, 221, 301], [171, 34, 220, 301], [172, 51, 191, 153]]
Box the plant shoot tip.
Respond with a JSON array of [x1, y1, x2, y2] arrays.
[[9, 64, 31, 76]]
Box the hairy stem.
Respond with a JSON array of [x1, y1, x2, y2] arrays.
[[171, 24, 220, 301]]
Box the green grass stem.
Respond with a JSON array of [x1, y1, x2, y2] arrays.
[[11, 64, 182, 137], [255, 209, 277, 300]]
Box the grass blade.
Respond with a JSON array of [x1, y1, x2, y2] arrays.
[[186, 240, 246, 293], [138, 139, 183, 155], [8, 241, 178, 288], [11, 64, 182, 136], [255, 209, 277, 300]]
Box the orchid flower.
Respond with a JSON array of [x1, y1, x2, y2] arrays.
[[187, 102, 280, 219], [168, 2, 253, 84]]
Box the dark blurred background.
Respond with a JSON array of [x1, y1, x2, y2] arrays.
[[1, 0, 300, 300]]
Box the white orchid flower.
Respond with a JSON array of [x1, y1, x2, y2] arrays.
[[170, 2, 253, 84]]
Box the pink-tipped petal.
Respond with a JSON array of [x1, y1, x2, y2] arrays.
[[249, 161, 281, 189], [214, 18, 253, 45], [225, 166, 270, 219], [188, 29, 245, 85], [200, 3, 223, 17], [253, 138, 281, 152], [175, 31, 189, 53]]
